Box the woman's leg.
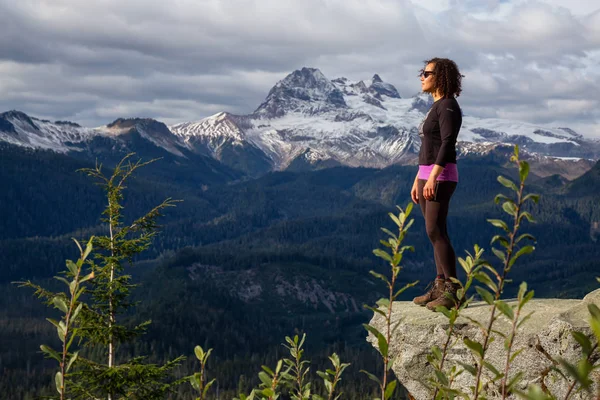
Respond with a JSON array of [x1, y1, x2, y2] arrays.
[[417, 180, 444, 277], [419, 180, 457, 279]]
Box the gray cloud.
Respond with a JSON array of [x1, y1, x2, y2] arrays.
[[0, 0, 598, 137]]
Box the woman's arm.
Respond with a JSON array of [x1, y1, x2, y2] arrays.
[[428, 164, 444, 181], [423, 165, 444, 200], [411, 172, 420, 204], [435, 99, 460, 167]]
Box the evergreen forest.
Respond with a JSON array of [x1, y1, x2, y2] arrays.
[[1, 142, 599, 399]]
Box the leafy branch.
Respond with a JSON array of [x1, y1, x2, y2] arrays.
[[16, 238, 95, 399], [283, 334, 312, 400], [314, 353, 350, 400], [429, 245, 486, 399], [464, 145, 538, 399], [190, 345, 216, 400], [364, 203, 418, 400]]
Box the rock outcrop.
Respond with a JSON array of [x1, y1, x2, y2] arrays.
[[367, 289, 600, 399]]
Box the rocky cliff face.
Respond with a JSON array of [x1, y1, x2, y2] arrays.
[[367, 289, 600, 399], [254, 67, 348, 118], [187, 263, 361, 314]]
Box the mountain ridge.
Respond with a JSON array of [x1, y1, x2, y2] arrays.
[[2, 67, 599, 178]]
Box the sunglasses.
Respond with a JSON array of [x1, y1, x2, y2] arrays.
[[419, 70, 435, 78]]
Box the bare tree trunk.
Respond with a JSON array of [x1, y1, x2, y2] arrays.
[[108, 208, 115, 400]]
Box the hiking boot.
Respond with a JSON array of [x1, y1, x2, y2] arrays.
[[426, 281, 462, 311], [413, 278, 445, 306]]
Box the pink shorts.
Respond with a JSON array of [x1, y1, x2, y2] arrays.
[[418, 163, 458, 182]]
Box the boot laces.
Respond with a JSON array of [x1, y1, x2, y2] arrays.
[[425, 279, 443, 295]]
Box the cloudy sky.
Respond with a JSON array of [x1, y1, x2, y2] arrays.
[[0, 0, 599, 137]]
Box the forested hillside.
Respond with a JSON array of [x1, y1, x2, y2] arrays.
[[1, 144, 599, 398]]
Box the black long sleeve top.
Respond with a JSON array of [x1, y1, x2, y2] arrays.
[[418, 97, 462, 167]]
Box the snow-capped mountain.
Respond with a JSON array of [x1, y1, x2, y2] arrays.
[[170, 67, 598, 173], [170, 112, 272, 176], [0, 111, 188, 157], [168, 68, 429, 171], [0, 111, 242, 185], [254, 67, 347, 118], [0, 111, 97, 151], [99, 117, 187, 157], [2, 67, 599, 178]]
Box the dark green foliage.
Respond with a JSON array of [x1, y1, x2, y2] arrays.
[[216, 140, 273, 177], [565, 159, 600, 198], [231, 333, 351, 400], [13, 154, 186, 399], [16, 238, 95, 399], [69, 154, 185, 400], [189, 345, 216, 400], [363, 203, 417, 400], [0, 143, 105, 240], [425, 145, 541, 399], [2, 143, 600, 398], [283, 334, 312, 400], [313, 353, 350, 400]]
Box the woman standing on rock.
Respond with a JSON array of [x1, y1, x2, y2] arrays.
[[410, 58, 463, 311]]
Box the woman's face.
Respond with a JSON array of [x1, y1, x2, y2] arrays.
[[420, 63, 436, 94]]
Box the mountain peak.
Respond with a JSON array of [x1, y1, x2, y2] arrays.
[[2, 110, 32, 119], [170, 111, 246, 143], [1, 110, 39, 131], [279, 67, 329, 88], [330, 74, 401, 101], [106, 117, 163, 129], [368, 74, 400, 99], [105, 117, 175, 138], [208, 111, 231, 123], [253, 67, 347, 118], [100, 117, 185, 157]]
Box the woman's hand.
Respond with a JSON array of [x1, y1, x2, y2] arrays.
[[411, 181, 419, 204], [423, 178, 437, 201]]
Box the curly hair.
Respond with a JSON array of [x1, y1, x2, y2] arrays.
[[422, 58, 463, 98]]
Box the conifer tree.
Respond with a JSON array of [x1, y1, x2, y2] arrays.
[[70, 154, 184, 400]]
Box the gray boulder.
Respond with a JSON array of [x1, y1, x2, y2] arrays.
[[367, 289, 600, 399]]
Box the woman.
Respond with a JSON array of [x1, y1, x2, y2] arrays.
[[411, 58, 463, 311]]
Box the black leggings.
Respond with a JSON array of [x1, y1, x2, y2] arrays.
[[417, 180, 457, 279]]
